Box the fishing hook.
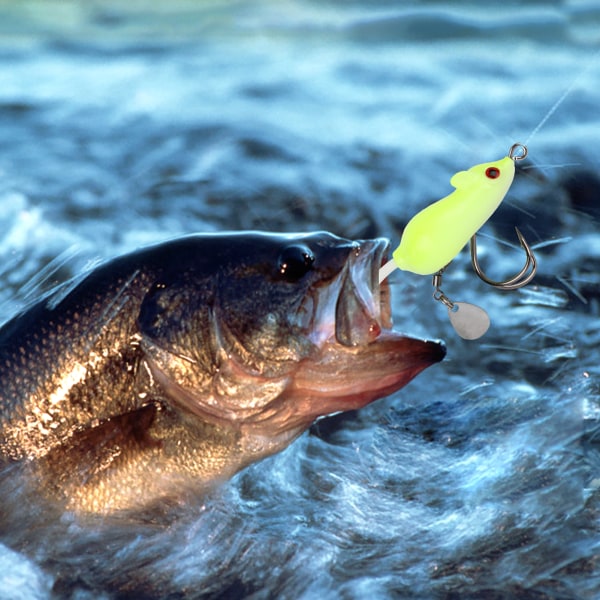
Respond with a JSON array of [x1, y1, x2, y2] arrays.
[[470, 227, 537, 290]]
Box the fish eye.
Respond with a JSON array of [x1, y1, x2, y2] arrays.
[[278, 244, 315, 281], [485, 167, 501, 179]]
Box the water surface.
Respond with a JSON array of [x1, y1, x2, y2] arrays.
[[1, 1, 599, 598]]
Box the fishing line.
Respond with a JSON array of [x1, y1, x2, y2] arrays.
[[524, 47, 600, 147]]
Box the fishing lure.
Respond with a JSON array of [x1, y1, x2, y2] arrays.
[[379, 143, 537, 340]]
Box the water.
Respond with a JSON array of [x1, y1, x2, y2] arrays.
[[1, 1, 599, 598]]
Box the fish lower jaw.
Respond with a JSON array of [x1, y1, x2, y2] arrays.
[[286, 333, 446, 420]]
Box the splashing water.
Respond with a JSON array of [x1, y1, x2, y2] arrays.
[[0, 1, 599, 598]]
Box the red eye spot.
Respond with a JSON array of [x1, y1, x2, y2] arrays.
[[485, 167, 501, 179]]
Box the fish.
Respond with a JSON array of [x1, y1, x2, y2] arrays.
[[0, 232, 445, 514]]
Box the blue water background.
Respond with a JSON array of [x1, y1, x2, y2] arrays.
[[0, 1, 599, 598]]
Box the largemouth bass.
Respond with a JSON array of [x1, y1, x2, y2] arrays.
[[0, 232, 444, 513]]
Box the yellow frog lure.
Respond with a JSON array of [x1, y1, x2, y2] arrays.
[[380, 143, 537, 340]]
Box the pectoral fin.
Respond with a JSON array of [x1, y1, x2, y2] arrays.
[[36, 403, 160, 503]]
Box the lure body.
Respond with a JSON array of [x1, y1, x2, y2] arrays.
[[378, 143, 535, 340], [391, 155, 515, 276]]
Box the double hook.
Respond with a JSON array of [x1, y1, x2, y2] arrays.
[[470, 227, 537, 290], [468, 143, 537, 291]]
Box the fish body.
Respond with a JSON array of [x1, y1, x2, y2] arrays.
[[0, 232, 444, 514], [392, 155, 515, 275]]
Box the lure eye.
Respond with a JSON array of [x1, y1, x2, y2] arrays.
[[485, 167, 501, 179], [278, 244, 315, 282]]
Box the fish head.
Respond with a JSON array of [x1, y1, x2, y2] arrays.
[[137, 232, 445, 449]]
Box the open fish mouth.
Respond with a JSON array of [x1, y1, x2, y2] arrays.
[[300, 238, 395, 348], [285, 237, 446, 421], [334, 238, 392, 346]]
